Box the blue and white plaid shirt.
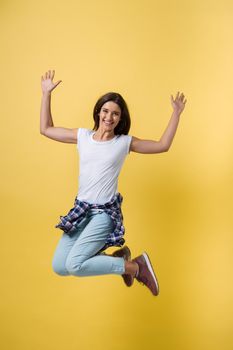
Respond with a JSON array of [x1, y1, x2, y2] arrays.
[[55, 192, 125, 252]]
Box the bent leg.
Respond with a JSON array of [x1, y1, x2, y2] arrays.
[[65, 211, 125, 276], [52, 216, 90, 276]]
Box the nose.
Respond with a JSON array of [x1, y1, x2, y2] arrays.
[[105, 116, 113, 121]]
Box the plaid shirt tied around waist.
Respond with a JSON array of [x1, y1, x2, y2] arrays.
[[55, 192, 125, 251]]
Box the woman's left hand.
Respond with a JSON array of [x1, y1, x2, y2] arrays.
[[171, 92, 187, 115]]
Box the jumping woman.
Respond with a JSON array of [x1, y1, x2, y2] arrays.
[[40, 69, 187, 296]]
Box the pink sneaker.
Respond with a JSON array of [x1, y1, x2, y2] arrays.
[[112, 246, 134, 287], [133, 252, 159, 296]]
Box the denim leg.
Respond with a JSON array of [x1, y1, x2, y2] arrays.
[[52, 215, 90, 276], [65, 210, 125, 276]]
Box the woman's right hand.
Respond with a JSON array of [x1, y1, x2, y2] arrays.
[[41, 70, 62, 94]]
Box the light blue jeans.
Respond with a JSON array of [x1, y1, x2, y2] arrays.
[[52, 208, 125, 277]]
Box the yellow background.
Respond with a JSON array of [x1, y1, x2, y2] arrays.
[[1, 0, 233, 349]]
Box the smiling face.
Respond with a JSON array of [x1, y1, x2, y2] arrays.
[[98, 101, 122, 132]]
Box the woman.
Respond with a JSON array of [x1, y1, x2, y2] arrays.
[[40, 70, 187, 296]]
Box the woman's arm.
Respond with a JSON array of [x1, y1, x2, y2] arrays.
[[40, 70, 78, 144], [40, 91, 54, 133], [130, 92, 187, 154]]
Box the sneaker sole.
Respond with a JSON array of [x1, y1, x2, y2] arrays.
[[142, 252, 159, 295]]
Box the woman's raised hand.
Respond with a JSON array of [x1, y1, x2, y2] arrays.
[[41, 70, 62, 94], [170, 92, 187, 115]]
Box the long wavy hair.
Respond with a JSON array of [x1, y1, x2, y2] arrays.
[[92, 92, 131, 135]]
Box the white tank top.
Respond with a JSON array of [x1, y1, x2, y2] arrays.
[[76, 128, 132, 204]]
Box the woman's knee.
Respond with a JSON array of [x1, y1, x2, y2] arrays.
[[65, 256, 84, 276], [52, 257, 69, 276]]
